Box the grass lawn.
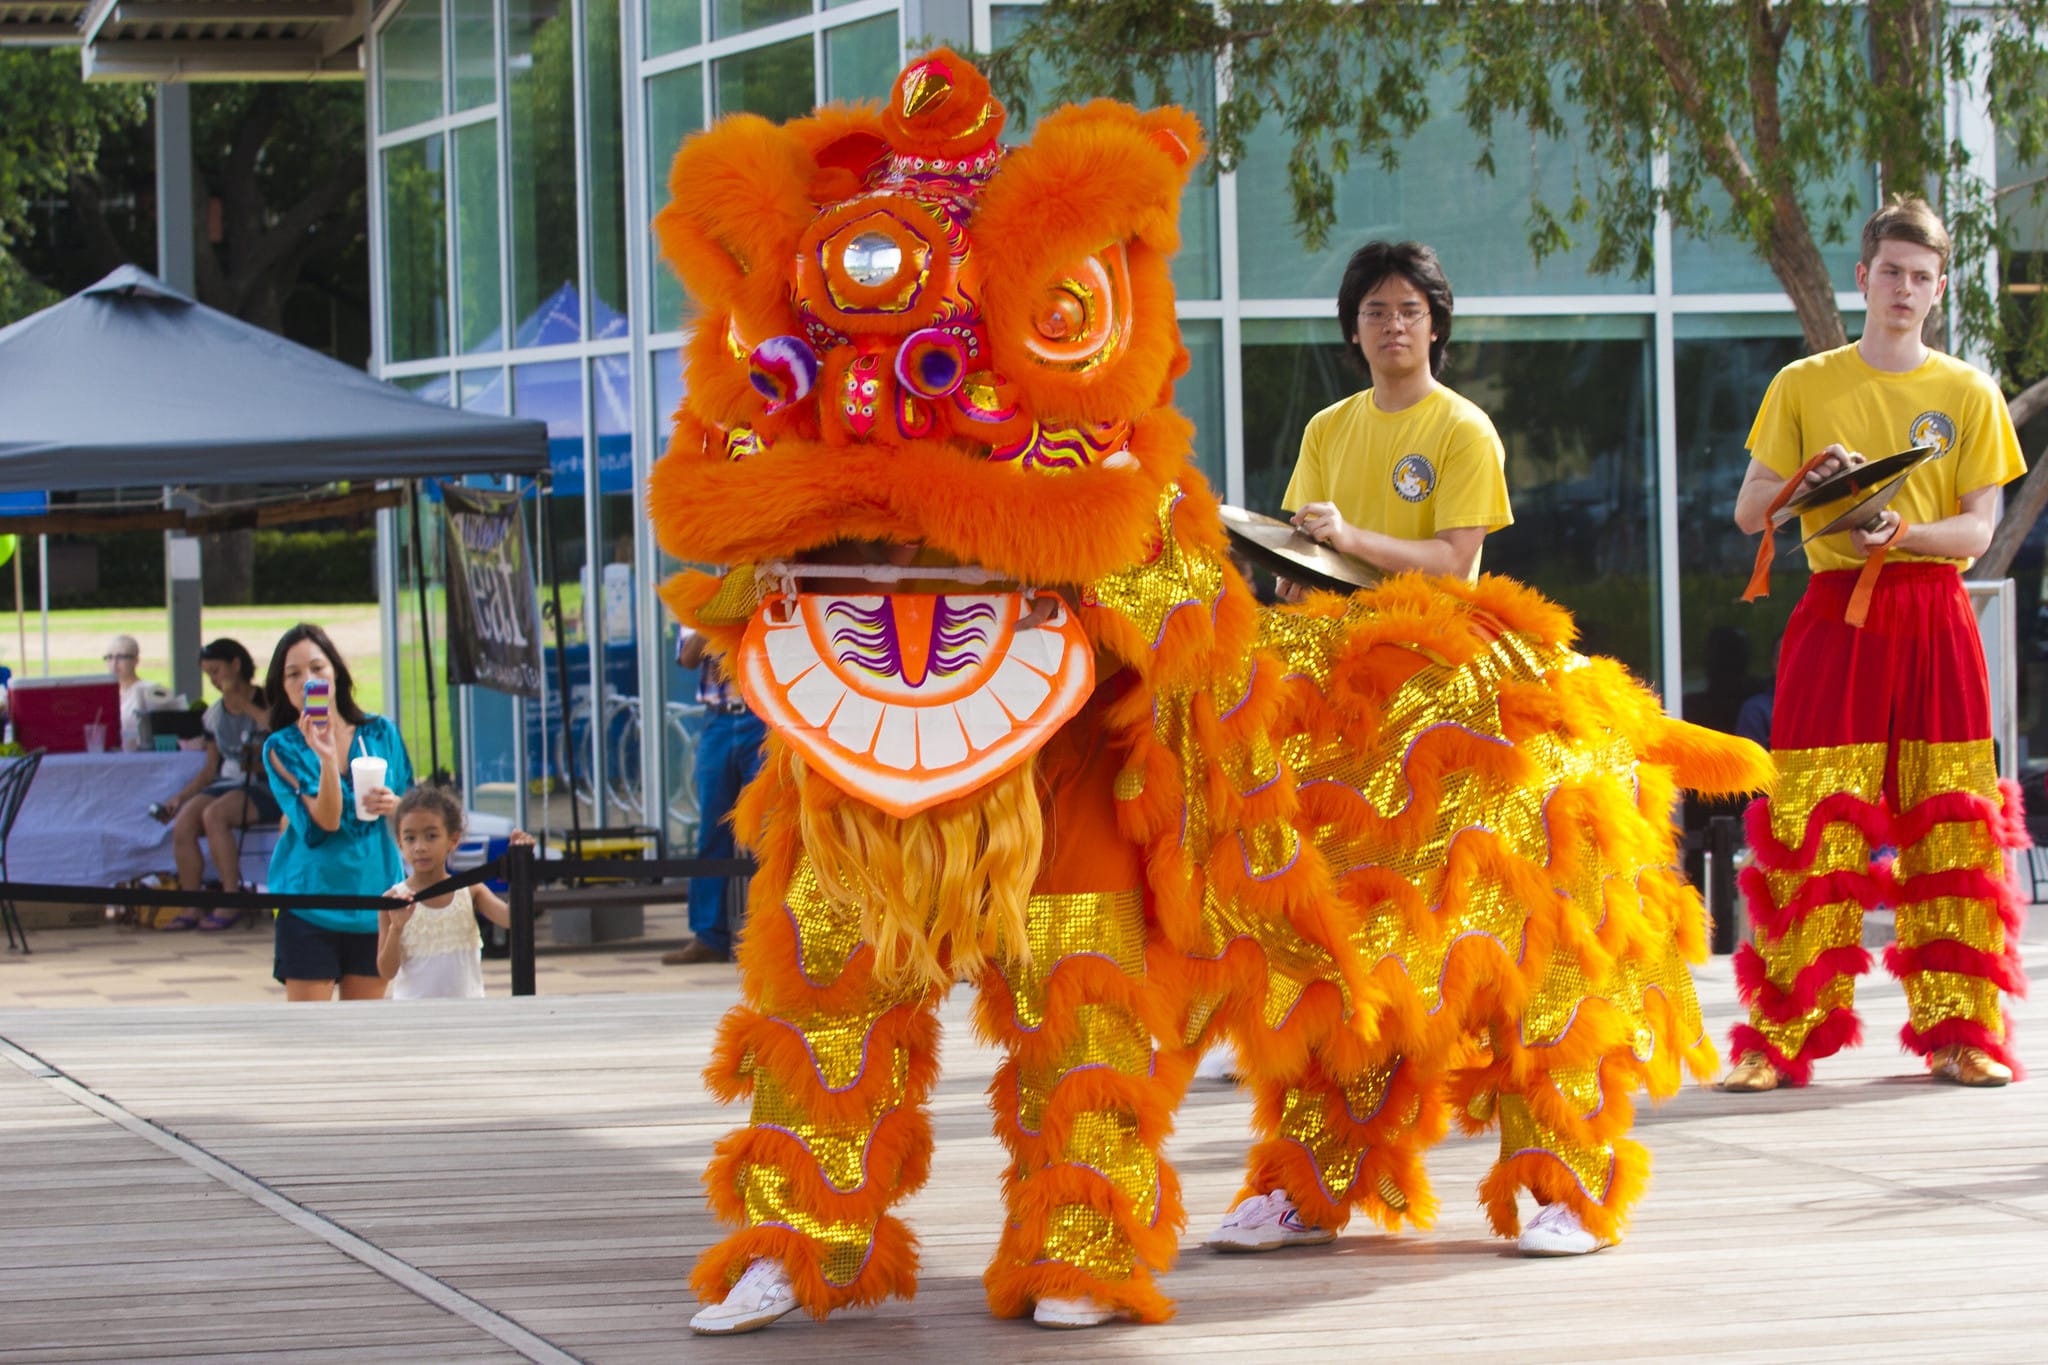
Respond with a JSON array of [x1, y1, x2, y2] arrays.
[[1, 603, 388, 714]]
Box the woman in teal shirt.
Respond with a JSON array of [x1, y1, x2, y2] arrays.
[[262, 623, 412, 1002]]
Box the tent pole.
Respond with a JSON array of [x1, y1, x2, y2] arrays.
[[409, 482, 443, 785], [538, 475, 583, 849], [37, 536, 49, 677], [11, 549, 22, 675]]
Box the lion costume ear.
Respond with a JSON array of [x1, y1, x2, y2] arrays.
[[653, 104, 892, 336], [971, 101, 1206, 427], [653, 114, 820, 335]]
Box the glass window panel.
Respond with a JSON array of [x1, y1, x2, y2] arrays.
[[1671, 316, 1803, 720], [453, 121, 503, 354], [1178, 319, 1225, 491], [394, 488, 459, 787], [647, 65, 705, 330], [651, 348, 708, 851], [593, 354, 644, 823], [1241, 316, 1661, 686], [507, 0, 583, 348], [714, 34, 815, 123], [450, 0, 496, 111], [586, 0, 630, 338], [1235, 67, 1645, 301], [517, 360, 596, 831], [989, 5, 1220, 301], [462, 366, 508, 413], [647, 0, 704, 57], [1669, 175, 1870, 294], [712, 0, 808, 41], [378, 0, 443, 132], [383, 136, 448, 363], [825, 14, 899, 104]]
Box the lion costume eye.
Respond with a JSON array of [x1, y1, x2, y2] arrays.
[[1021, 245, 1130, 372]]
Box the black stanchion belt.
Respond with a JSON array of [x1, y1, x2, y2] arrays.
[[0, 859, 506, 914], [536, 857, 755, 883]]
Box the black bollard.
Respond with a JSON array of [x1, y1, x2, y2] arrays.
[[508, 841, 537, 996], [1708, 814, 1739, 955]]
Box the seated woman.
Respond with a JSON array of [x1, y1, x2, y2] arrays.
[[156, 639, 280, 931]]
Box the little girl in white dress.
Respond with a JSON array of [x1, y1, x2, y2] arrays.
[[378, 786, 530, 999]]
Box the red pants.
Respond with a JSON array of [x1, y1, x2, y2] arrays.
[[1733, 563, 2028, 1082]]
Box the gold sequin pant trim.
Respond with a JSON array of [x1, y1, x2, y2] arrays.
[[1735, 739, 2022, 1081], [695, 866, 1184, 1320]]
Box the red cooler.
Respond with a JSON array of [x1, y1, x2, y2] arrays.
[[11, 676, 121, 753]]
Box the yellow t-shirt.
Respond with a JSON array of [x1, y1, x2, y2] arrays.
[[1747, 345, 2026, 573], [1283, 386, 1513, 553]]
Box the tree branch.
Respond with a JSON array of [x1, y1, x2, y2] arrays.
[[1968, 374, 2048, 577]]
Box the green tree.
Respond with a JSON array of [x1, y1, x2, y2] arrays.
[[0, 50, 146, 324], [988, 1, 2048, 566]]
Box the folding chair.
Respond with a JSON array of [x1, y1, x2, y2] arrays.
[[0, 748, 49, 953]]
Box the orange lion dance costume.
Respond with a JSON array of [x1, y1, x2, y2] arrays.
[[652, 50, 1773, 1334]]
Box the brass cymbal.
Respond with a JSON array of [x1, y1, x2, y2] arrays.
[[1219, 505, 1381, 594], [1794, 468, 1920, 547], [1771, 445, 1936, 530]]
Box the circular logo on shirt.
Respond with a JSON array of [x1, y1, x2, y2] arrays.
[[1908, 410, 1956, 457], [1391, 453, 1436, 503]]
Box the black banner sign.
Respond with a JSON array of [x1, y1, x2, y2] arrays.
[[443, 483, 542, 698]]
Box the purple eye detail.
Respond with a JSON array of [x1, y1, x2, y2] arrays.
[[748, 335, 820, 413], [894, 327, 967, 399]]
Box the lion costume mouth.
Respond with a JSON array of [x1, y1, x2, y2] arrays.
[[737, 586, 1092, 818]]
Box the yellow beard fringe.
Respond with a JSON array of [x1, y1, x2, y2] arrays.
[[793, 755, 1044, 993]]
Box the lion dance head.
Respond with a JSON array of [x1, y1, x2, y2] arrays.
[[650, 49, 1206, 985]]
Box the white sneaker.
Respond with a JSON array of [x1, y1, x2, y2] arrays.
[[1034, 1294, 1120, 1329], [1516, 1202, 1611, 1257], [1204, 1189, 1336, 1252], [689, 1258, 799, 1335]]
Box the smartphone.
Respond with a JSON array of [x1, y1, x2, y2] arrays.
[[302, 676, 331, 728]]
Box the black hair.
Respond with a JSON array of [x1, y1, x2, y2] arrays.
[[198, 637, 265, 707], [394, 784, 465, 840], [264, 622, 369, 733], [1336, 240, 1455, 378]]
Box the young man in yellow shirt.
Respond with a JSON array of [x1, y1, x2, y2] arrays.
[[1724, 197, 2029, 1093], [1283, 240, 1511, 584], [1220, 242, 1627, 1260]]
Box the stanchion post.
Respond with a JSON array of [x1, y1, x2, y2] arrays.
[[508, 842, 537, 997], [1708, 814, 1738, 955]]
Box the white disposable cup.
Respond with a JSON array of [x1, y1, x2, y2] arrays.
[[350, 755, 388, 821], [82, 721, 107, 753]]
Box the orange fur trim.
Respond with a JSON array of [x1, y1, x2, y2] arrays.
[[994, 1154, 1186, 1275], [702, 1109, 934, 1230], [984, 1258, 1176, 1324], [1479, 1138, 1648, 1243], [1644, 717, 1776, 799], [691, 1218, 920, 1319], [705, 1002, 942, 1128]]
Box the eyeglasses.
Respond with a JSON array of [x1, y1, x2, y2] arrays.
[[103, 652, 137, 662], [1359, 305, 1430, 330]]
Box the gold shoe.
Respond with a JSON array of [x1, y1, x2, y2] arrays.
[[1720, 1051, 1781, 1092], [1929, 1044, 2012, 1087]]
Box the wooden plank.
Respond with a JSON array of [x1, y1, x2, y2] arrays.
[[2, 930, 2045, 1360]]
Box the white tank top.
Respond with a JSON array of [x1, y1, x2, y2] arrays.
[[386, 884, 486, 1000]]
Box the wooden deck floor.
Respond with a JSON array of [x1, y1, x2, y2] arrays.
[[4, 924, 2046, 1364]]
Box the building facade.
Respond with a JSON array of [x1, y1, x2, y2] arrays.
[[363, 0, 2045, 844]]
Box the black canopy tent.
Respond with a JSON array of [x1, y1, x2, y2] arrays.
[[0, 266, 548, 500], [0, 266, 567, 822]]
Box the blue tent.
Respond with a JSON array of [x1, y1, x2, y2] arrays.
[[0, 266, 548, 494]]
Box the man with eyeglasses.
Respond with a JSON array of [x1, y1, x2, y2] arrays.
[[1281, 240, 1510, 587]]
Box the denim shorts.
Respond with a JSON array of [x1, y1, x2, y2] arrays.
[[203, 778, 283, 824], [272, 908, 380, 984]]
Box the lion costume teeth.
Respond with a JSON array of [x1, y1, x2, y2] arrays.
[[656, 48, 1773, 1328]]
